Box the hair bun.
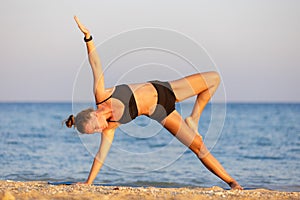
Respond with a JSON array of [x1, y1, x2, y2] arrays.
[[65, 115, 75, 128]]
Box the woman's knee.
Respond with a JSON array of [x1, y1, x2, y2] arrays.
[[203, 71, 220, 87], [212, 71, 220, 86]]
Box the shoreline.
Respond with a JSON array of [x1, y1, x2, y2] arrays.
[[1, 181, 299, 200]]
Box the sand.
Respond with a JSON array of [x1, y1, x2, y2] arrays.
[[0, 180, 299, 200]]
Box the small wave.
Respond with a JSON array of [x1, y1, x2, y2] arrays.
[[6, 141, 20, 145], [256, 138, 272, 146], [243, 155, 283, 160], [149, 143, 166, 148], [288, 148, 300, 153]]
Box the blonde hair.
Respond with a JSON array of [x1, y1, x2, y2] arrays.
[[65, 108, 94, 133]]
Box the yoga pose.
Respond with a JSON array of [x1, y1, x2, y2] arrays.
[[65, 16, 243, 190]]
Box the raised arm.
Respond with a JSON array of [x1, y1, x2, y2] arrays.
[[74, 16, 105, 102], [85, 128, 115, 184]]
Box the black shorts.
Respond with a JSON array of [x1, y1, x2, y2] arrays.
[[149, 80, 176, 122]]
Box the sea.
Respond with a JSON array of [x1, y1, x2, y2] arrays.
[[0, 102, 299, 192]]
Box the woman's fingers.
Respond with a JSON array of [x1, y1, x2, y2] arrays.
[[74, 16, 90, 35], [74, 16, 84, 31], [74, 16, 81, 26]]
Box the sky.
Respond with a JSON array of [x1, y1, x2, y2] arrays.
[[0, 0, 299, 102]]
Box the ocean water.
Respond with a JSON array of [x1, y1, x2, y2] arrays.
[[0, 102, 299, 192]]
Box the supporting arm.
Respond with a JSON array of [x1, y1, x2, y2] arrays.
[[86, 128, 115, 184]]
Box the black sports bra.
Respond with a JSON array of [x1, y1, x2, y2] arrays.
[[96, 84, 138, 124]]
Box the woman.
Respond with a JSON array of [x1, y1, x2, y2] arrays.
[[65, 16, 243, 190]]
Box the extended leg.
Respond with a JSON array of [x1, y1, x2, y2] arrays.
[[161, 111, 243, 190]]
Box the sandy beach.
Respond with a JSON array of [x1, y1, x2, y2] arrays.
[[0, 181, 299, 200]]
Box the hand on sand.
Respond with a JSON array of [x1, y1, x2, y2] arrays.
[[230, 181, 244, 190], [74, 16, 90, 36]]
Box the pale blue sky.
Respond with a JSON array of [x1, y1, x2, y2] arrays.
[[0, 0, 299, 102]]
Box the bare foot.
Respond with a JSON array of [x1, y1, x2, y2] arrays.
[[229, 181, 244, 190], [185, 116, 199, 134]]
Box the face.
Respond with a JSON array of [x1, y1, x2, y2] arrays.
[[84, 112, 108, 134]]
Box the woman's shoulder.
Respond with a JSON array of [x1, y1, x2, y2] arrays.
[[95, 87, 115, 105]]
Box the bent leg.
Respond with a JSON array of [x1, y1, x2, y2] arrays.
[[169, 72, 220, 102], [161, 111, 243, 190], [169, 72, 220, 133]]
